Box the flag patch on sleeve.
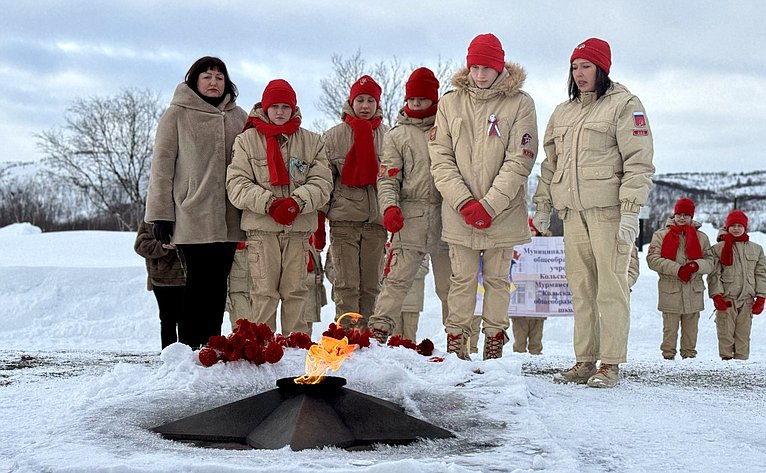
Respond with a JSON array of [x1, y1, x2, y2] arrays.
[[633, 112, 646, 128]]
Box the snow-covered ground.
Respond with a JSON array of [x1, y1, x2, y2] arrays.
[[1, 221, 765, 472]]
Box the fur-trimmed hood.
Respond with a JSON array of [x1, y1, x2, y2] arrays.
[[450, 62, 526, 98]]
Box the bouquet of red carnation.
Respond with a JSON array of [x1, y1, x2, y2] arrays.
[[322, 322, 372, 348], [386, 335, 434, 357], [199, 319, 298, 367]]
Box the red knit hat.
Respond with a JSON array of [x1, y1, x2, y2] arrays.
[[262, 79, 296, 111], [466, 33, 505, 73], [674, 198, 695, 217], [405, 67, 439, 103], [349, 75, 382, 104], [570, 38, 612, 74], [725, 209, 749, 230]]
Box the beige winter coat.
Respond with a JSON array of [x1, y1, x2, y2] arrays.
[[429, 63, 538, 249], [226, 104, 332, 235], [324, 103, 389, 224], [647, 218, 713, 313], [378, 109, 443, 251], [145, 83, 247, 243], [708, 237, 766, 303], [533, 83, 655, 215]]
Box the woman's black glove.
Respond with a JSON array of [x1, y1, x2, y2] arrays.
[[152, 221, 174, 245]]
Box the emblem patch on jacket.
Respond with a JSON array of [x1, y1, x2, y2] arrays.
[[522, 149, 535, 159], [289, 158, 307, 181], [633, 112, 647, 128], [429, 126, 437, 142], [377, 164, 388, 180], [521, 133, 532, 145]]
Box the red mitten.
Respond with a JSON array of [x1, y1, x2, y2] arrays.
[[268, 197, 286, 218], [271, 197, 300, 225], [459, 199, 492, 229], [383, 206, 404, 233], [310, 212, 326, 250], [713, 294, 731, 311], [753, 296, 765, 315], [678, 262, 699, 282]]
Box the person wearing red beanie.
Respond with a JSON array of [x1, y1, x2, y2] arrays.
[[368, 67, 451, 345], [430, 33, 538, 360], [647, 198, 713, 361], [708, 209, 766, 360], [533, 38, 654, 388], [226, 78, 333, 334], [323, 75, 390, 325]]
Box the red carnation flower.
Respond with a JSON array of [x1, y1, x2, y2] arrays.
[[198, 347, 219, 367], [388, 335, 417, 350], [264, 341, 284, 364], [207, 335, 229, 351], [255, 323, 274, 342], [416, 338, 435, 356], [273, 333, 286, 347], [286, 331, 313, 349]]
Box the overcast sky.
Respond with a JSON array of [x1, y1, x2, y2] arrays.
[[1, 0, 764, 174]]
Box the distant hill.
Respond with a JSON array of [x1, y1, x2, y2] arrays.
[[527, 168, 766, 236]]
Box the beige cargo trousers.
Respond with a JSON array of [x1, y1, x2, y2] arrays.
[[246, 232, 310, 334], [563, 207, 632, 365]]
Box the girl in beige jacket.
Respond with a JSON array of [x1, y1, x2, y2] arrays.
[[227, 79, 332, 334], [323, 75, 389, 325]]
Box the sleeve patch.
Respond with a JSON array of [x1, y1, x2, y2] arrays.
[[522, 148, 535, 159], [429, 126, 437, 142], [377, 164, 388, 179], [633, 129, 649, 136], [388, 168, 400, 177]]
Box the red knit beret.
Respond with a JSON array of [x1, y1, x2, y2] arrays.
[[674, 198, 695, 217], [725, 209, 749, 230], [570, 37, 612, 75], [349, 75, 382, 104], [466, 33, 505, 73], [405, 67, 439, 103], [262, 79, 296, 111]]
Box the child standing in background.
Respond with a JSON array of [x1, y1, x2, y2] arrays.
[[646, 198, 713, 360], [134, 221, 186, 349], [324, 75, 389, 326], [708, 210, 766, 360]]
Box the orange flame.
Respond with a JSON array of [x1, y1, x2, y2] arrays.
[[294, 335, 357, 384]]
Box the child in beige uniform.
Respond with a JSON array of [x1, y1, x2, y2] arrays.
[[708, 210, 766, 360]]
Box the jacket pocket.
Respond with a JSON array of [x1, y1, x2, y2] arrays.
[[581, 122, 612, 151], [289, 158, 309, 185], [580, 165, 615, 181], [251, 160, 272, 186]]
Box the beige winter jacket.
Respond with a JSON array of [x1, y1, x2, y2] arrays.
[[323, 103, 389, 224], [429, 63, 538, 249], [647, 218, 713, 313], [533, 83, 655, 214], [378, 109, 443, 251], [145, 83, 247, 243], [708, 237, 766, 303], [226, 104, 332, 235]]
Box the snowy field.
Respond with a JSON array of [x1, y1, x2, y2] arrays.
[[1, 221, 765, 472]]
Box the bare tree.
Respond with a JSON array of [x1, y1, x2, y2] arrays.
[[316, 50, 458, 129], [36, 88, 163, 231]]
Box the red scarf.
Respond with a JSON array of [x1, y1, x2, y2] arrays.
[[341, 114, 382, 187], [403, 103, 438, 119], [720, 233, 749, 266], [243, 116, 301, 186], [661, 224, 703, 260]]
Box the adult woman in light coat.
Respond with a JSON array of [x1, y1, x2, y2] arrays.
[[145, 56, 248, 349], [533, 38, 655, 387]]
